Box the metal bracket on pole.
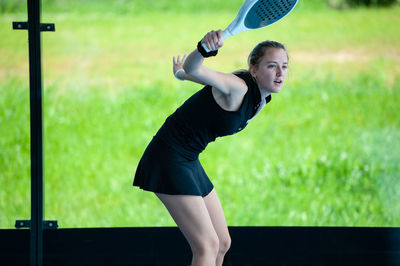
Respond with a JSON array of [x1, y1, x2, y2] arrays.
[[13, 21, 55, 32], [15, 220, 59, 230]]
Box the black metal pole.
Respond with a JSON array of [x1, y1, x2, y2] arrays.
[[27, 0, 44, 265], [13, 0, 56, 265]]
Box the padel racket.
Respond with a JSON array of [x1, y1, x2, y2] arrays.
[[203, 0, 298, 52]]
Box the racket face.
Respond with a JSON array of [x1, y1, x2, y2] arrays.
[[244, 0, 298, 29]]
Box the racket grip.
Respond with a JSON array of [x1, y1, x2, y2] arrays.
[[201, 43, 211, 53], [221, 30, 231, 41], [201, 42, 213, 53]]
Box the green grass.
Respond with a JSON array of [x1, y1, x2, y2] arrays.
[[1, 5, 400, 228], [2, 0, 327, 14]]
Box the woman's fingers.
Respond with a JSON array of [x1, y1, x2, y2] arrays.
[[213, 31, 219, 47], [182, 54, 187, 63], [204, 32, 213, 50], [216, 30, 224, 47], [173, 54, 187, 74], [203, 30, 223, 51], [211, 30, 217, 50]]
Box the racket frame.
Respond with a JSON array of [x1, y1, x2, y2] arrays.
[[202, 0, 298, 52]]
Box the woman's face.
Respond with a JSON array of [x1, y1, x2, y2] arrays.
[[250, 48, 288, 94]]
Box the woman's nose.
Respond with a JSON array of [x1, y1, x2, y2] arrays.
[[276, 67, 282, 76]]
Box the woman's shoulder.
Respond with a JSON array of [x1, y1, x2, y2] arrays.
[[233, 69, 250, 79], [233, 69, 265, 105], [232, 70, 254, 86], [232, 70, 258, 91]]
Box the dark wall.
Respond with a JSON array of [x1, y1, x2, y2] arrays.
[[1, 227, 399, 266]]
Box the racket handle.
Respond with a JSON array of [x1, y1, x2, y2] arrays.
[[201, 30, 232, 53]]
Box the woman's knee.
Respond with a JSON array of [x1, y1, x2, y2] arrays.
[[191, 233, 220, 257], [218, 235, 231, 254]]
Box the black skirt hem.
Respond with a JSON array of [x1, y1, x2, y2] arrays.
[[133, 184, 214, 198]]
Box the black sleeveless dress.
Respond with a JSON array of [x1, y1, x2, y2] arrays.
[[133, 71, 272, 197]]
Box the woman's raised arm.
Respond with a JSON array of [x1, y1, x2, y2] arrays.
[[182, 30, 247, 96]]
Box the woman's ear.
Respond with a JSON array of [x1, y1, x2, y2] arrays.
[[249, 64, 257, 78]]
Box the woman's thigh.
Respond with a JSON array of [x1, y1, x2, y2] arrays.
[[155, 192, 219, 252]]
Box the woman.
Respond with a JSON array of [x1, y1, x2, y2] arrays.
[[133, 29, 289, 266]]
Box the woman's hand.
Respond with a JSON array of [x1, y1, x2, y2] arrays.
[[201, 30, 224, 51], [173, 55, 186, 74], [173, 55, 187, 81]]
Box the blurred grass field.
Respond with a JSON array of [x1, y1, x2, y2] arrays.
[[1, 1, 400, 228]]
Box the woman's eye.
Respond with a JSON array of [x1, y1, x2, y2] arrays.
[[267, 64, 276, 69], [283, 65, 288, 69]]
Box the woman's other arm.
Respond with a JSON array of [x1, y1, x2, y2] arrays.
[[173, 55, 206, 85]]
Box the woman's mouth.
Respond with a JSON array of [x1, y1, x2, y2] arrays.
[[274, 80, 283, 86]]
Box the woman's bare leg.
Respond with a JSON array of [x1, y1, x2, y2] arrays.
[[155, 192, 219, 266], [203, 189, 231, 266]]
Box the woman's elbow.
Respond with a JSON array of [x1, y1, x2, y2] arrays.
[[183, 64, 194, 75], [184, 65, 200, 78]]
